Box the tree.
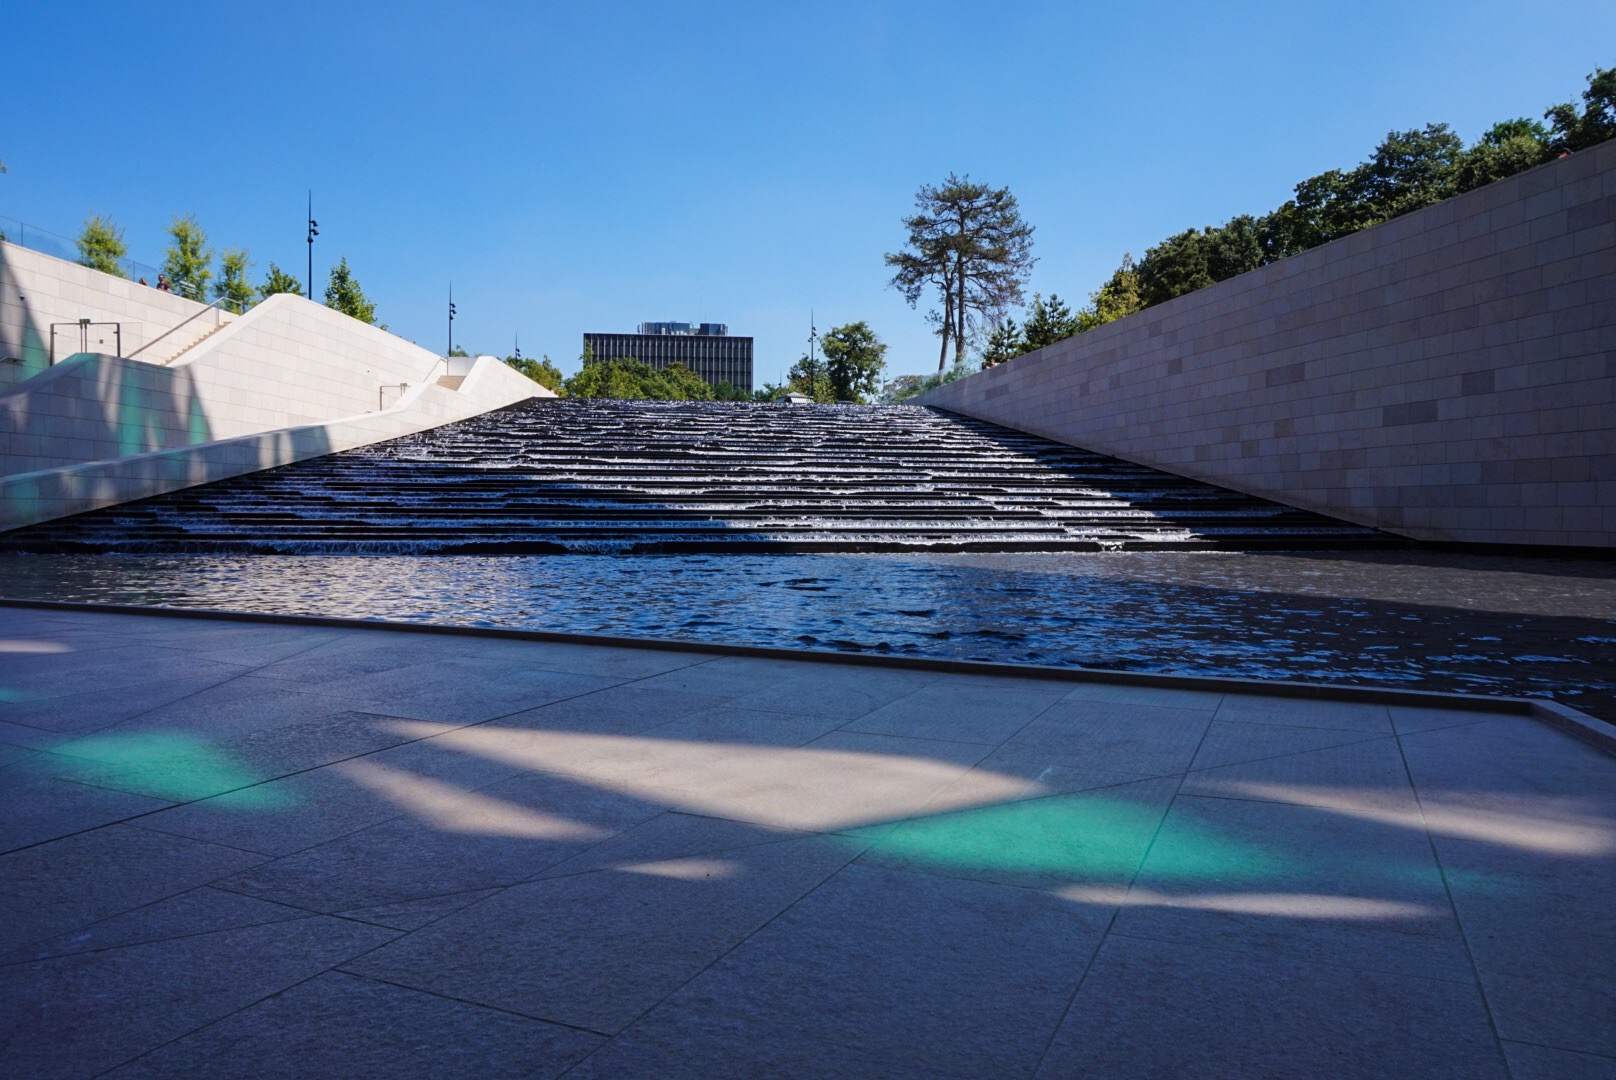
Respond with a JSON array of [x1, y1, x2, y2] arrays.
[[1455, 118, 1552, 192], [786, 352, 835, 402], [504, 354, 565, 394], [1077, 254, 1144, 331], [563, 345, 718, 401], [1546, 66, 1616, 153], [1203, 215, 1265, 281], [886, 173, 1036, 372], [979, 317, 1022, 368], [163, 214, 212, 301], [1020, 294, 1081, 353], [879, 374, 929, 403], [753, 381, 789, 402], [259, 262, 303, 300], [214, 247, 254, 312], [1136, 229, 1215, 307], [1266, 125, 1466, 258], [76, 214, 128, 278], [325, 257, 377, 324], [819, 321, 888, 402]]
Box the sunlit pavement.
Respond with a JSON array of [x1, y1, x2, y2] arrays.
[[1, 606, 1613, 1078]]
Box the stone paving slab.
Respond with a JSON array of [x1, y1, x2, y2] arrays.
[[1, 605, 1614, 1077]]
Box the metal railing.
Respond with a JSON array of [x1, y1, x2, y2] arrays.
[[0, 213, 249, 313], [126, 296, 238, 362]]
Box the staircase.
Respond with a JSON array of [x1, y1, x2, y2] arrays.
[[161, 320, 231, 364], [0, 400, 1396, 554]]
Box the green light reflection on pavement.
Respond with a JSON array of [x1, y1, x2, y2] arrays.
[[50, 732, 296, 807], [871, 793, 1282, 885]]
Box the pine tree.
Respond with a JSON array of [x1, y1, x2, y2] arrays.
[[324, 257, 377, 324]]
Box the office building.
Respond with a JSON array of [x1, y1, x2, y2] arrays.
[[583, 321, 753, 393]]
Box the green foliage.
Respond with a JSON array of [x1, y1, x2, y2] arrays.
[[448, 345, 471, 357], [879, 374, 930, 402], [1546, 66, 1616, 153], [1265, 125, 1466, 258], [753, 381, 789, 402], [76, 214, 128, 278], [980, 318, 1022, 368], [562, 347, 717, 401], [1137, 217, 1265, 307], [506, 354, 565, 394], [1455, 119, 1552, 192], [819, 321, 888, 402], [905, 359, 975, 399], [1020, 294, 1081, 352], [786, 352, 835, 403], [1137, 229, 1214, 306], [162, 214, 212, 301], [259, 262, 303, 300], [886, 173, 1036, 371], [214, 247, 254, 312], [711, 380, 751, 401], [324, 257, 377, 324], [1077, 254, 1144, 331]]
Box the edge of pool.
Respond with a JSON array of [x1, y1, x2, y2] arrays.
[[4, 596, 1611, 757]]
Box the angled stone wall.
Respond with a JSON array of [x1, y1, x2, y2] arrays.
[[917, 141, 1616, 547], [0, 240, 238, 390]]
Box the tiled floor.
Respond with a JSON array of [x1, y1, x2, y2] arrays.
[[2, 606, 1613, 1078]]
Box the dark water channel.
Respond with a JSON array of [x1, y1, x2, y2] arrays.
[[3, 550, 1614, 724]]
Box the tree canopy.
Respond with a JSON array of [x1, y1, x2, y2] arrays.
[[786, 352, 834, 403], [992, 67, 1613, 356], [162, 214, 212, 300], [76, 214, 127, 278], [506, 354, 565, 394], [324, 257, 378, 324], [214, 247, 254, 312], [258, 263, 303, 301], [563, 347, 718, 401], [886, 174, 1035, 372], [819, 321, 888, 402], [1546, 65, 1616, 152]]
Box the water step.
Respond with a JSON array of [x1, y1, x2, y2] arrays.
[[0, 400, 1398, 554]]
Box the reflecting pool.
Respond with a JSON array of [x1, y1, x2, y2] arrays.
[[3, 550, 1613, 722]]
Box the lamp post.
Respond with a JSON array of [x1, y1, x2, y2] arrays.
[[306, 192, 318, 301], [448, 284, 456, 356]]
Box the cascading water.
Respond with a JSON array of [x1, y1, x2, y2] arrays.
[[0, 401, 1395, 554]]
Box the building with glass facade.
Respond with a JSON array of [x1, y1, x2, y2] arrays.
[[583, 322, 753, 393]]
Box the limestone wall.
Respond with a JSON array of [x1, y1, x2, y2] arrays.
[[0, 240, 237, 389], [916, 141, 1616, 547], [0, 283, 551, 530]]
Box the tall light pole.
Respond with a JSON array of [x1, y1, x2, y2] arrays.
[[306, 192, 318, 301], [447, 284, 456, 356]]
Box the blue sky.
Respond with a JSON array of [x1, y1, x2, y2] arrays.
[[6, 2, 1613, 386]]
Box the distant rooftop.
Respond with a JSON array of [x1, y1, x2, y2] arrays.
[[637, 321, 729, 336]]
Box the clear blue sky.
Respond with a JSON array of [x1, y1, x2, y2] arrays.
[[7, 2, 1613, 386]]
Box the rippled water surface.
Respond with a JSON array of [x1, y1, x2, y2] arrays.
[[3, 550, 1614, 722]]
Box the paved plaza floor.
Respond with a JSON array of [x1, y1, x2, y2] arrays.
[[1, 604, 1614, 1078]]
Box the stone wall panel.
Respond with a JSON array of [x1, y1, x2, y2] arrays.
[[918, 142, 1616, 546]]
